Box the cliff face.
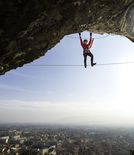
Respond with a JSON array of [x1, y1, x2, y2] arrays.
[[0, 0, 134, 75]]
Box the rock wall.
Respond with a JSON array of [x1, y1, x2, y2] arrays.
[[0, 0, 134, 75]]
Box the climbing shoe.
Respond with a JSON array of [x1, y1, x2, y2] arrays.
[[91, 63, 96, 67]]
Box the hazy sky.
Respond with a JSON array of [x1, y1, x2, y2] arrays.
[[0, 31, 134, 126]]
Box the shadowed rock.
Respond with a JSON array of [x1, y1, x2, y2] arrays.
[[0, 0, 133, 75]]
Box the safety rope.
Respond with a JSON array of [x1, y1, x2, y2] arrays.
[[27, 61, 134, 67], [66, 34, 110, 40]]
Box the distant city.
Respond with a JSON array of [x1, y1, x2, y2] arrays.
[[0, 124, 134, 155]]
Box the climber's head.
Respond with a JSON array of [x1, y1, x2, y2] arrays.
[[83, 39, 88, 44]]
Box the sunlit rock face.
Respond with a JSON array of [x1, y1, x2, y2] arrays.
[[0, 0, 133, 75]]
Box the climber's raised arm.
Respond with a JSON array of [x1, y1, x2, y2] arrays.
[[88, 33, 93, 47], [79, 33, 83, 47], [88, 38, 94, 48]]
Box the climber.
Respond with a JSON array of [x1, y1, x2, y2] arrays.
[[79, 32, 96, 68]]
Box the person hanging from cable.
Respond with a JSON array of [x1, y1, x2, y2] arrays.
[[79, 32, 96, 68]]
